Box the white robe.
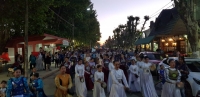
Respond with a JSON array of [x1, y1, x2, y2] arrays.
[[161, 68, 181, 97], [109, 69, 129, 97], [93, 71, 106, 97], [75, 64, 87, 97], [141, 62, 158, 97], [36, 54, 43, 70], [107, 62, 115, 93], [128, 64, 141, 92], [137, 61, 144, 90], [85, 57, 90, 62]]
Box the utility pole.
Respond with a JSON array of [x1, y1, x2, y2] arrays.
[[72, 20, 74, 51], [24, 0, 29, 77]]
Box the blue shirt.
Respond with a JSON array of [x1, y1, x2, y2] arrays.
[[6, 77, 30, 96]]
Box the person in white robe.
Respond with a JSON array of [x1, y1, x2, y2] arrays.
[[35, 53, 43, 71], [109, 61, 129, 97], [75, 59, 87, 97], [161, 59, 182, 97], [136, 56, 144, 91], [128, 57, 141, 92], [107, 59, 115, 93], [141, 56, 158, 97], [93, 65, 106, 97]]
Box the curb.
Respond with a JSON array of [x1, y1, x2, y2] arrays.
[[41, 69, 59, 79]]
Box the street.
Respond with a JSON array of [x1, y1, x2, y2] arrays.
[[43, 71, 154, 97]]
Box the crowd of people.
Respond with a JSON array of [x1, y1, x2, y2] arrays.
[[0, 48, 189, 97]]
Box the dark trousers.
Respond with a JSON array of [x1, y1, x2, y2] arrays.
[[55, 59, 59, 68], [30, 63, 36, 70]]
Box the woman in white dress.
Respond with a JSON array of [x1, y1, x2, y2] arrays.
[[85, 52, 91, 62], [136, 56, 144, 90], [128, 57, 141, 92], [93, 65, 106, 97], [107, 57, 115, 93], [141, 56, 158, 97], [75, 59, 87, 97], [109, 61, 129, 97], [161, 59, 181, 97]]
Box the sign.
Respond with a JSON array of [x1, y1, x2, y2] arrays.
[[62, 40, 69, 46]]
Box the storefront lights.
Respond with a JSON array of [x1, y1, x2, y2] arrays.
[[168, 38, 173, 41], [172, 42, 177, 46], [161, 39, 165, 42]]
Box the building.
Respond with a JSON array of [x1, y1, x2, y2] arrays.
[[135, 8, 189, 55], [6, 33, 69, 63]]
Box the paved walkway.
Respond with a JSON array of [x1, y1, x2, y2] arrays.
[[0, 64, 59, 81]]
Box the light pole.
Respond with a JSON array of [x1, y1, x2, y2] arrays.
[[87, 8, 91, 49], [72, 20, 74, 51]]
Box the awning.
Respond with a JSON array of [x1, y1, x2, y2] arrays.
[[135, 36, 155, 45]]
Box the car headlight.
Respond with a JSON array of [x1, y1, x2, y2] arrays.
[[193, 78, 200, 85], [196, 90, 200, 97]]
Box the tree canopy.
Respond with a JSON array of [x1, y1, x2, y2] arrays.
[[0, 0, 101, 53]]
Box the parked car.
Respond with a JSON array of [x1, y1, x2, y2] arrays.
[[139, 52, 165, 75], [157, 57, 200, 97]]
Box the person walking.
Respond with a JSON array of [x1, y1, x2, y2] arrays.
[[93, 65, 106, 97], [6, 67, 32, 97], [140, 56, 158, 97], [75, 59, 87, 97], [128, 57, 140, 92], [161, 59, 182, 97], [54, 65, 73, 97], [29, 53, 36, 70], [109, 61, 129, 97]]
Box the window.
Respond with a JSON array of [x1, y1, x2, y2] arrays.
[[186, 61, 200, 72]]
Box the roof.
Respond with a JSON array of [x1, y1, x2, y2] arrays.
[[134, 36, 155, 45], [149, 8, 180, 36]]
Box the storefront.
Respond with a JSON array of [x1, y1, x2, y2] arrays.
[[135, 8, 188, 54]]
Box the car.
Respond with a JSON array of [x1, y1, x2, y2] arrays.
[[157, 57, 200, 97], [139, 52, 165, 75]]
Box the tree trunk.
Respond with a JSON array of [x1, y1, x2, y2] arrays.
[[24, 0, 29, 77]]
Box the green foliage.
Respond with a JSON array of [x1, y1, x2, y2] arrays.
[[0, 0, 101, 53], [105, 15, 149, 48]]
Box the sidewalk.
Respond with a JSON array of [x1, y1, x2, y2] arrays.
[[0, 64, 59, 81]]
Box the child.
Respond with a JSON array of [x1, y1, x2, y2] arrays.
[[0, 80, 7, 97], [128, 57, 140, 93], [31, 73, 47, 97], [30, 68, 37, 84], [157, 64, 166, 87], [93, 65, 106, 97]]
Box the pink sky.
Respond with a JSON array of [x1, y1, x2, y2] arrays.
[[91, 0, 173, 44]]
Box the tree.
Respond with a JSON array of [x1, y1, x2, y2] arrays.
[[0, 0, 61, 54], [0, 0, 101, 54], [173, 0, 200, 57]]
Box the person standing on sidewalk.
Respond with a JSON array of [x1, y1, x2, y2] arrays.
[[45, 52, 51, 71], [29, 53, 36, 70], [54, 52, 59, 68]]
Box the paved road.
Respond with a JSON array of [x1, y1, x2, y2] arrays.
[[43, 71, 144, 97]]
